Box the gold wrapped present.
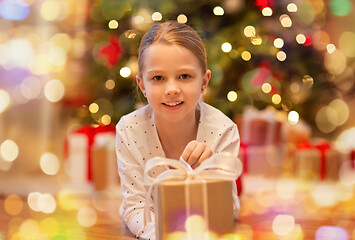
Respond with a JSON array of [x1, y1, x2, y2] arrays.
[[144, 153, 243, 240]]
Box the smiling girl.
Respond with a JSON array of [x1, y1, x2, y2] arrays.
[[116, 21, 240, 239]]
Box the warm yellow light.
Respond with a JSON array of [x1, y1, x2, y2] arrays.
[[40, 0, 61, 21], [0, 140, 19, 162], [273, 38, 284, 48], [227, 91, 238, 102], [329, 99, 349, 126], [28, 192, 42, 212], [40, 152, 60, 176], [261, 83, 272, 93], [276, 179, 296, 199], [120, 67, 131, 78], [327, 44, 336, 54], [19, 219, 40, 240], [296, 34, 306, 44], [244, 25, 256, 37], [262, 7, 273, 16], [101, 115, 111, 125], [280, 14, 292, 27], [213, 6, 224, 16], [241, 51, 251, 61], [302, 75, 314, 88], [29, 54, 51, 75], [272, 94, 281, 104], [287, 3, 298, 12], [48, 46, 67, 67], [185, 215, 206, 233], [276, 51, 286, 61], [108, 20, 118, 29], [177, 14, 187, 23], [272, 214, 295, 236], [105, 79, 115, 90], [37, 193, 56, 214], [40, 217, 59, 238], [288, 111, 299, 125], [152, 12, 162, 21], [89, 103, 99, 113], [44, 79, 65, 102], [77, 207, 97, 227], [251, 36, 262, 45], [221, 42, 232, 53], [0, 89, 10, 113]]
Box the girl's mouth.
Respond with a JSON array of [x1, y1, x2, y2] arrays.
[[162, 101, 183, 107]]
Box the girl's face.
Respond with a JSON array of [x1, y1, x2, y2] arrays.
[[136, 43, 211, 124]]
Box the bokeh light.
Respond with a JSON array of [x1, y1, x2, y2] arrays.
[[101, 114, 112, 125], [177, 14, 187, 23], [0, 89, 11, 113], [296, 34, 306, 44], [37, 193, 57, 214], [18, 219, 40, 240], [261, 83, 272, 93], [280, 14, 292, 27], [288, 111, 299, 125], [241, 51, 251, 61], [274, 38, 284, 48], [316, 226, 348, 240], [287, 3, 298, 12], [120, 67, 131, 78], [276, 51, 286, 61], [311, 183, 340, 207], [0, 139, 19, 162], [330, 0, 352, 16], [105, 79, 116, 90], [48, 46, 67, 67], [325, 49, 347, 75], [313, 30, 330, 51], [328, 98, 349, 126], [213, 6, 224, 16], [40, 152, 60, 175], [276, 179, 296, 200], [326, 44, 336, 54], [221, 42, 232, 53], [272, 214, 295, 236], [302, 75, 313, 88], [244, 26, 256, 37], [39, 217, 59, 238], [20, 76, 42, 100], [27, 192, 41, 212], [262, 7, 273, 16], [272, 94, 281, 104], [44, 79, 65, 102], [185, 215, 206, 233], [339, 31, 355, 57], [108, 20, 118, 29], [4, 194, 23, 216], [152, 12, 162, 21], [251, 35, 262, 45], [0, 0, 30, 21], [77, 207, 97, 227], [89, 103, 99, 113], [227, 91, 238, 102]]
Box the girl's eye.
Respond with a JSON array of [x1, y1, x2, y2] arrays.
[[152, 76, 163, 81], [179, 74, 191, 79]]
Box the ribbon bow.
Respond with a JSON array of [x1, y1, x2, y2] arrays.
[[143, 152, 243, 225]]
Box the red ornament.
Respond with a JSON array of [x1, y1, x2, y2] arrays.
[[98, 36, 123, 67], [255, 0, 274, 9], [303, 36, 312, 46]]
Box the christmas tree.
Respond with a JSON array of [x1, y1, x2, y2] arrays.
[[65, 0, 354, 139]]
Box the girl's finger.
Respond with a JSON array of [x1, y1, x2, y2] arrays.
[[186, 143, 205, 166], [181, 141, 197, 162], [192, 148, 213, 168]]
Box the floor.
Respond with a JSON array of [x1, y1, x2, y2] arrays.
[[0, 176, 354, 240]]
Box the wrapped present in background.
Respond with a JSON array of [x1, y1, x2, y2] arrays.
[[282, 119, 312, 146], [238, 144, 285, 178], [65, 124, 115, 185], [234, 106, 285, 146], [293, 140, 342, 181], [154, 179, 235, 240], [91, 132, 120, 191]]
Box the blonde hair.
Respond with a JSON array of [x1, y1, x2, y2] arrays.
[[138, 21, 207, 76]]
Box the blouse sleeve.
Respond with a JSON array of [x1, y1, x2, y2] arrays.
[[116, 119, 156, 240]]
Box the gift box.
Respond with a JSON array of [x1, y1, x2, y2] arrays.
[[144, 153, 242, 240], [235, 106, 284, 146], [154, 179, 235, 239], [239, 144, 285, 178], [293, 141, 341, 181], [65, 124, 115, 184], [91, 133, 120, 191]]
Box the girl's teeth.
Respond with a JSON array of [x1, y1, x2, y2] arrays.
[[165, 102, 181, 106]]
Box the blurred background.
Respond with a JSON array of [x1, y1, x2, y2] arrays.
[[0, 0, 355, 239]]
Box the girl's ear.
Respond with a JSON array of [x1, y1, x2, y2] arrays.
[[201, 69, 211, 93], [136, 75, 146, 97]]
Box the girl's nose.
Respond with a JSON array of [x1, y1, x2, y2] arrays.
[[165, 82, 181, 96]]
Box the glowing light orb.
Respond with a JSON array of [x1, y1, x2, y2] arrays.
[[77, 207, 97, 227], [251, 36, 262, 45], [48, 46, 67, 67], [244, 26, 256, 37], [20, 76, 42, 100], [0, 89, 10, 113], [39, 217, 59, 238], [105, 79, 115, 90], [272, 94, 281, 104], [19, 219, 40, 240], [287, 3, 298, 12], [101, 114, 111, 125], [89, 103, 99, 113], [4, 194, 23, 216], [0, 140, 19, 162], [280, 14, 292, 27], [261, 83, 272, 93], [262, 7, 273, 16], [40, 152, 60, 175], [316, 226, 348, 240], [27, 192, 41, 212], [311, 184, 340, 207], [288, 111, 299, 125], [272, 214, 295, 236], [326, 44, 336, 54], [276, 51, 286, 61], [177, 14, 187, 23], [274, 38, 284, 48], [120, 67, 131, 78], [152, 12, 162, 21], [241, 51, 251, 61], [302, 75, 314, 88], [0, 0, 30, 21], [296, 34, 306, 44], [40, 0, 61, 21], [221, 42, 232, 53], [185, 215, 206, 233], [213, 6, 224, 16], [37, 193, 57, 213], [339, 31, 355, 57], [5, 38, 34, 68], [330, 0, 352, 16], [108, 20, 118, 29], [44, 79, 65, 102], [227, 91, 238, 102]]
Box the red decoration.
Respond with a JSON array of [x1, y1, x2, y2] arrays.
[[303, 36, 312, 46], [255, 0, 274, 9], [98, 36, 123, 67], [350, 150, 355, 169]]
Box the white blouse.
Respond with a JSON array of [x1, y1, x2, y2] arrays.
[[116, 101, 240, 240]]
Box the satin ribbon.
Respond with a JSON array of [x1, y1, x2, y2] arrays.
[[143, 152, 243, 227], [240, 143, 249, 174], [350, 150, 355, 169], [298, 141, 331, 180]]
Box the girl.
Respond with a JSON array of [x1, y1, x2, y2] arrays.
[[116, 20, 240, 240]]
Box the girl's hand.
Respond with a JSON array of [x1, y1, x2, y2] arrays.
[[180, 140, 213, 169]]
